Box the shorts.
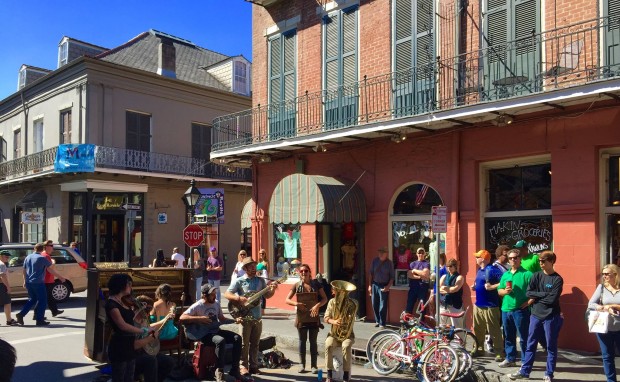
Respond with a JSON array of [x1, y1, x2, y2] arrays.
[[0, 284, 11, 306]]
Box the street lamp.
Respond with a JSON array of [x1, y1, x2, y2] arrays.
[[182, 179, 202, 223]]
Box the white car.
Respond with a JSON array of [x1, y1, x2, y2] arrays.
[[0, 243, 88, 302]]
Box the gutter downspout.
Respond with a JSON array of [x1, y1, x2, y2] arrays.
[[78, 83, 84, 143], [19, 91, 28, 156]]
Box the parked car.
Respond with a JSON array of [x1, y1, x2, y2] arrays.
[[0, 243, 88, 302]]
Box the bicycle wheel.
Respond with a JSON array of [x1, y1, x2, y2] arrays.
[[420, 344, 460, 382], [452, 346, 472, 380], [451, 329, 477, 354], [371, 333, 403, 375], [365, 329, 399, 363]]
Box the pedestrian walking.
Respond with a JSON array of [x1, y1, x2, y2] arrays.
[[587, 263, 620, 382], [509, 250, 564, 382], [0, 251, 18, 326], [368, 247, 394, 328], [40, 240, 66, 318]]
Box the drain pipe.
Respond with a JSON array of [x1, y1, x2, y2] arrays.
[[19, 91, 29, 156]]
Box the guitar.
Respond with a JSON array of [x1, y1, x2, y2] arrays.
[[228, 275, 287, 319]]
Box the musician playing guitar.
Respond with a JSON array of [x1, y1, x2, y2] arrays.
[[224, 256, 279, 377], [180, 284, 243, 382]]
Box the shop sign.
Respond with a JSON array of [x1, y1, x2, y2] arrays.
[[431, 206, 447, 233], [96, 196, 124, 210], [22, 211, 44, 224], [54, 144, 96, 173], [196, 188, 225, 224], [158, 212, 167, 224], [485, 215, 553, 254]]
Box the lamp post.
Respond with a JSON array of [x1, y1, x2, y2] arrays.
[[182, 179, 202, 268]]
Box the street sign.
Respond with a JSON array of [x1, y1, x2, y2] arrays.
[[183, 224, 205, 247], [431, 206, 447, 233], [121, 203, 141, 211]]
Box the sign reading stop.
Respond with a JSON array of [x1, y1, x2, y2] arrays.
[[183, 224, 205, 247]]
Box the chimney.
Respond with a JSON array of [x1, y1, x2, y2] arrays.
[[157, 38, 176, 78]]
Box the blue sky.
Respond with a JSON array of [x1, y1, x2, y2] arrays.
[[0, 0, 253, 100]]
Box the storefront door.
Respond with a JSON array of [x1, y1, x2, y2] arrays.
[[93, 214, 125, 263]]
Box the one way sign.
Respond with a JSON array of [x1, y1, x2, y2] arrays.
[[121, 203, 141, 211]]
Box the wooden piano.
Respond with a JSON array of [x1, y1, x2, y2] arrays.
[[84, 265, 194, 362]]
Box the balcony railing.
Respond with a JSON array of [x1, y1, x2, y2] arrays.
[[213, 16, 620, 152], [0, 146, 251, 182]]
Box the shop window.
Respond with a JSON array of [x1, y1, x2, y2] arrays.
[[274, 223, 302, 278], [605, 155, 620, 264], [487, 163, 551, 211], [609, 156, 620, 207], [391, 183, 445, 283]]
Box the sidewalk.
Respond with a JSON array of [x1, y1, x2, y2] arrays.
[[218, 284, 607, 381]]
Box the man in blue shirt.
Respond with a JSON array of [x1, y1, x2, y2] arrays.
[[16, 242, 65, 326], [472, 249, 504, 361]]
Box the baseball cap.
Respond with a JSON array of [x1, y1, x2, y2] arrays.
[[0, 251, 10, 257], [474, 250, 491, 261], [210, 246, 217, 252], [513, 240, 527, 249], [201, 283, 218, 295]]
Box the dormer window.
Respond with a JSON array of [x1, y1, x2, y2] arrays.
[[17, 68, 26, 90], [234, 61, 249, 95], [58, 41, 68, 67]]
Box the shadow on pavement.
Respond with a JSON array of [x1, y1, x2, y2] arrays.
[[14, 361, 99, 382]]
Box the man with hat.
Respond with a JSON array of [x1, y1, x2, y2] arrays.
[[368, 247, 394, 328], [472, 249, 505, 361], [513, 240, 541, 273], [225, 256, 278, 377], [180, 283, 243, 382], [206, 246, 223, 302], [0, 251, 18, 325]]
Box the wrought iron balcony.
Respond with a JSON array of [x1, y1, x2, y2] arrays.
[[213, 16, 620, 152], [0, 146, 251, 182]]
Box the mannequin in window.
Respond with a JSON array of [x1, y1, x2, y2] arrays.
[[341, 241, 357, 270]]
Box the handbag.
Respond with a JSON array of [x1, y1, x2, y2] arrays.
[[588, 311, 610, 334]]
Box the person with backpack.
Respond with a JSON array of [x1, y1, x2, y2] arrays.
[[472, 249, 505, 361], [284, 264, 327, 374]]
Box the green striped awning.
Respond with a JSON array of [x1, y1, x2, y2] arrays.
[[268, 174, 367, 224], [241, 199, 255, 229]]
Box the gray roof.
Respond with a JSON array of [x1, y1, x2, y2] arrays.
[[97, 30, 231, 91]]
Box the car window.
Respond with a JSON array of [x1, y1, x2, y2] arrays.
[[51, 249, 77, 265], [6, 249, 29, 267]]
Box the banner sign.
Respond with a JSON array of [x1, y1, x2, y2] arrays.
[[485, 215, 553, 254], [196, 188, 225, 224], [22, 211, 44, 224], [54, 144, 96, 173]]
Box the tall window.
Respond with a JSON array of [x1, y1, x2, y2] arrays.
[[484, 0, 540, 98], [393, 0, 435, 116], [17, 69, 26, 90], [33, 119, 44, 153], [323, 6, 358, 130], [484, 162, 552, 253], [604, 0, 620, 74], [606, 155, 620, 264], [60, 110, 72, 144], [126, 111, 151, 152], [191, 123, 211, 161], [13, 129, 21, 159], [268, 30, 296, 139], [0, 137, 6, 163], [58, 41, 69, 67], [390, 183, 445, 285], [233, 61, 249, 95]]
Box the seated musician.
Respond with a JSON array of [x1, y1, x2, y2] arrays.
[[133, 295, 175, 382], [324, 281, 358, 382], [180, 284, 243, 382], [149, 284, 179, 341]]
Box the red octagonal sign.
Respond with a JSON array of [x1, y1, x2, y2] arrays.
[[183, 224, 204, 247]]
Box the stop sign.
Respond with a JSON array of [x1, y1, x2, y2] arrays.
[[183, 224, 204, 247]]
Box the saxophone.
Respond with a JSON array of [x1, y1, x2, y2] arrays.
[[329, 280, 358, 342]]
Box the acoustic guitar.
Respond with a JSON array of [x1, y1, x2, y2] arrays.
[[228, 275, 287, 319]]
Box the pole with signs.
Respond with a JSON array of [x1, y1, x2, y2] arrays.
[[431, 206, 447, 332]]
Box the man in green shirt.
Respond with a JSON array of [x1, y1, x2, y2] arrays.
[[513, 240, 541, 273], [498, 249, 533, 368]]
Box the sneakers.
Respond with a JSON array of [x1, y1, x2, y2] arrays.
[[470, 349, 482, 357], [311, 367, 318, 374], [485, 335, 495, 353], [15, 313, 24, 326], [36, 320, 50, 326], [6, 319, 18, 326], [498, 359, 516, 368], [508, 370, 529, 380], [543, 376, 553, 382], [215, 368, 225, 382], [52, 310, 64, 317], [495, 354, 505, 362]]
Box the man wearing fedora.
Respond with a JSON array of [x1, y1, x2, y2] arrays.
[[225, 256, 278, 377], [368, 247, 394, 328]]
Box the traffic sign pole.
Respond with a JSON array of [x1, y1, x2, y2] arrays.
[[432, 206, 448, 332], [183, 224, 205, 247]]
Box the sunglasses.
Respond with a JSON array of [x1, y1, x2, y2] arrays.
[[508, 256, 520, 260], [603, 273, 615, 276], [538, 259, 548, 264], [448, 265, 456, 268], [299, 269, 309, 274]]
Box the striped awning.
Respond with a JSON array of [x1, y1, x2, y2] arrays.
[[240, 199, 255, 229], [268, 174, 367, 224]]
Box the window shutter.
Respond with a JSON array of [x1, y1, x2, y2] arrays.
[[269, 35, 282, 104], [342, 8, 357, 86], [395, 0, 413, 82], [486, 0, 508, 63], [514, 0, 539, 77], [126, 112, 138, 150], [268, 31, 297, 139], [605, 0, 620, 71], [415, 0, 433, 80], [0, 138, 6, 162], [283, 33, 296, 99], [325, 13, 340, 90]]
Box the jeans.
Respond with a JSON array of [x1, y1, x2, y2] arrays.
[[406, 285, 428, 313], [371, 283, 388, 326], [203, 329, 242, 371], [207, 279, 221, 302], [520, 313, 563, 378], [298, 326, 319, 368], [19, 283, 47, 321], [596, 330, 620, 382], [195, 277, 203, 301], [240, 319, 262, 370], [111, 359, 136, 382], [502, 308, 530, 362]]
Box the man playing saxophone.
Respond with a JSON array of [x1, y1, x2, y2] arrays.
[[323, 280, 358, 382]]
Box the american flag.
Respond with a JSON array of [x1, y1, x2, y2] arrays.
[[415, 184, 429, 206]]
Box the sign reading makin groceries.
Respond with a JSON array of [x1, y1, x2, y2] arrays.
[[485, 215, 553, 254]]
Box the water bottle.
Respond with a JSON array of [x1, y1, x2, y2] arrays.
[[317, 368, 323, 381]]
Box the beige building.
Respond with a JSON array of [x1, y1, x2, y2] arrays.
[[0, 30, 252, 271]]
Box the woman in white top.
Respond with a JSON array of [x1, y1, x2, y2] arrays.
[[230, 250, 247, 285]]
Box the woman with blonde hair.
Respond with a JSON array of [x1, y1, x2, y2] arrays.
[[230, 250, 247, 285], [588, 263, 620, 381]]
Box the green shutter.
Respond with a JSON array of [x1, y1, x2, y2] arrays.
[[268, 31, 296, 139], [605, 0, 620, 74]]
